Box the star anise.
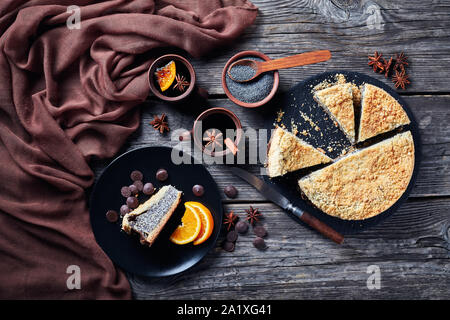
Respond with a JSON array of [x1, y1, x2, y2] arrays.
[[392, 69, 410, 90], [223, 211, 238, 231], [368, 51, 384, 73], [394, 52, 408, 71], [173, 74, 190, 92], [203, 129, 223, 151], [382, 57, 393, 78], [150, 113, 169, 134], [245, 206, 262, 226]]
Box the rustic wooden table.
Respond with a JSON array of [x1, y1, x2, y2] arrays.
[[93, 0, 450, 299]]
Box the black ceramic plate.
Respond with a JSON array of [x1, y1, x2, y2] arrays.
[[264, 71, 421, 235], [90, 146, 223, 277]]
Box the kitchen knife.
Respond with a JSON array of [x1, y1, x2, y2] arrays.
[[230, 167, 344, 244]]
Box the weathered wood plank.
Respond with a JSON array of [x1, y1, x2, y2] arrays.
[[92, 95, 450, 198], [128, 198, 450, 300], [188, 0, 450, 94]]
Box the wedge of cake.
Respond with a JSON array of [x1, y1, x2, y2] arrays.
[[266, 127, 332, 178], [358, 84, 410, 142], [314, 83, 356, 143], [298, 131, 414, 220], [122, 185, 182, 246], [350, 83, 361, 107]]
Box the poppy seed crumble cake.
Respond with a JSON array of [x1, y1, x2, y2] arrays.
[[122, 185, 182, 246], [298, 131, 414, 220], [266, 127, 332, 178], [314, 83, 356, 143], [358, 83, 410, 142]]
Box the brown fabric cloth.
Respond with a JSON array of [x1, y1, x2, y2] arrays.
[[0, 0, 257, 299]]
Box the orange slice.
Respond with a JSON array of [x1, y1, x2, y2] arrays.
[[169, 204, 201, 245], [155, 60, 176, 92], [186, 202, 214, 245]]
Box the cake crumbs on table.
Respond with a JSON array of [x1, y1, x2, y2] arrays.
[[299, 129, 310, 137], [290, 119, 299, 136], [276, 109, 285, 123], [299, 110, 320, 132]]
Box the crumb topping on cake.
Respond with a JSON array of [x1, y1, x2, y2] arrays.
[[298, 131, 414, 220], [314, 83, 356, 143], [267, 127, 331, 177], [358, 84, 410, 142]]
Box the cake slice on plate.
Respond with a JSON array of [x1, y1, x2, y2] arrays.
[[298, 131, 414, 220], [122, 185, 182, 246], [314, 83, 356, 143], [266, 127, 332, 178], [358, 84, 410, 142]]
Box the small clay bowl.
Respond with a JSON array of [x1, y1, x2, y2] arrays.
[[192, 107, 243, 157], [222, 50, 280, 108], [148, 54, 196, 102]]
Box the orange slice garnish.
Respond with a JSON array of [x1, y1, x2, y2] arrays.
[[186, 202, 214, 245], [169, 203, 201, 245], [155, 60, 176, 92]]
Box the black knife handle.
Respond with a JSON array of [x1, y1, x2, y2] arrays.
[[286, 204, 344, 244]]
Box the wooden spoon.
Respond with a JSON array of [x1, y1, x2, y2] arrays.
[[227, 50, 332, 83]]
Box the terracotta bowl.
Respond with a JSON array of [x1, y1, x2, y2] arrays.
[[148, 54, 196, 102], [222, 50, 280, 108], [192, 107, 243, 157]]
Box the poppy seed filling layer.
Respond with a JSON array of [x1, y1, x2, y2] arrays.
[[129, 187, 179, 237]]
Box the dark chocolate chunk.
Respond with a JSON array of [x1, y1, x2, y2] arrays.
[[106, 210, 118, 223], [253, 226, 267, 238], [126, 196, 139, 209], [143, 183, 155, 195], [226, 230, 238, 242], [224, 185, 238, 199], [121, 186, 131, 198], [192, 184, 205, 197], [223, 241, 235, 252], [253, 237, 267, 250], [133, 180, 144, 192], [156, 168, 168, 181], [120, 204, 130, 216], [130, 170, 143, 181], [235, 221, 249, 234], [129, 184, 139, 195]]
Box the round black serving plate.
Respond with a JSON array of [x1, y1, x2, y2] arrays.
[[90, 146, 223, 277], [264, 71, 421, 235]]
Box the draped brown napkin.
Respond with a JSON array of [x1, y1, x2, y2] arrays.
[[0, 0, 257, 299]]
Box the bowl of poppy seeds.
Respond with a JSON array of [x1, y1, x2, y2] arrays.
[[222, 51, 279, 108]]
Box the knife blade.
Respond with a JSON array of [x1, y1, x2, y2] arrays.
[[230, 167, 344, 244]]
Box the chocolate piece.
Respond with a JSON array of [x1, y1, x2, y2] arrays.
[[143, 183, 155, 195], [156, 168, 168, 181], [253, 225, 267, 238], [192, 184, 204, 197], [226, 230, 238, 242], [106, 210, 118, 223], [223, 241, 235, 252], [130, 170, 143, 181], [121, 186, 131, 198], [133, 180, 144, 192], [224, 185, 238, 199], [120, 204, 130, 216], [129, 184, 139, 195], [235, 221, 249, 234], [253, 237, 267, 250], [126, 196, 139, 209]]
